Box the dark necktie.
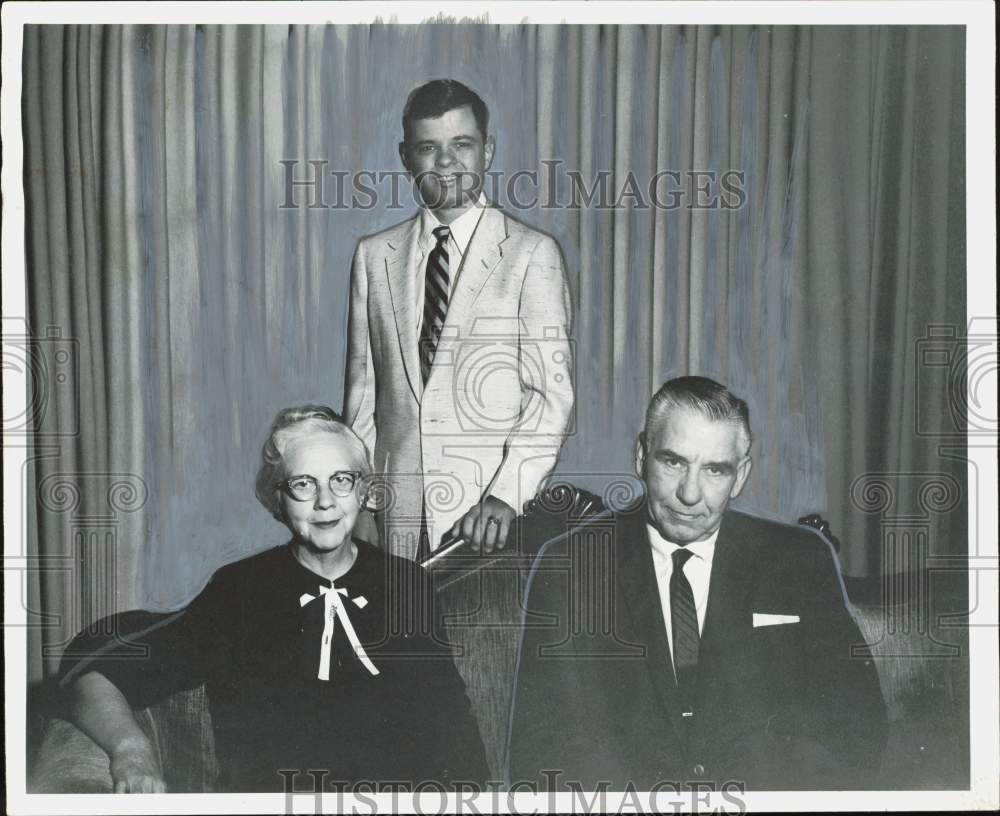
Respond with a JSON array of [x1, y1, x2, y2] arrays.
[[670, 547, 700, 702], [419, 225, 450, 384]]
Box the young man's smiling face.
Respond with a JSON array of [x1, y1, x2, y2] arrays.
[[399, 104, 495, 224]]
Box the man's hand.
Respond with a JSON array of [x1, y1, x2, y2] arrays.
[[109, 735, 166, 793], [450, 496, 516, 553]]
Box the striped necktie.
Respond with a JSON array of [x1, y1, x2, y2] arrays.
[[419, 225, 450, 384], [670, 547, 700, 702]]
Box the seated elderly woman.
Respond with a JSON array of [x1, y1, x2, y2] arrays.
[[59, 405, 488, 792]]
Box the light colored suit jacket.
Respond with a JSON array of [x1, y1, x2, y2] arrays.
[[344, 205, 575, 559]]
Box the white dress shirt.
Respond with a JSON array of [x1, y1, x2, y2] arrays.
[[413, 193, 487, 334], [647, 523, 719, 679]]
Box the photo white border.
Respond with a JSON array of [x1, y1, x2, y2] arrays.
[[3, 2, 997, 813]]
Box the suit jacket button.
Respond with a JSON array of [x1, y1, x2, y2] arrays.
[[692, 764, 705, 777]]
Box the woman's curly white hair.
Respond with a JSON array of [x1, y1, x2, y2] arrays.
[[254, 405, 372, 522]]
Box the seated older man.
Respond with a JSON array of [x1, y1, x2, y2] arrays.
[[59, 405, 487, 792], [508, 376, 887, 790]]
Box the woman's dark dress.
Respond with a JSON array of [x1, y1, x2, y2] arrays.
[[63, 541, 488, 791]]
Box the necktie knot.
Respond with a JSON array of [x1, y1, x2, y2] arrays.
[[432, 225, 450, 245], [672, 547, 695, 571]]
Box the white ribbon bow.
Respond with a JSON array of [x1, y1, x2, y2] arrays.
[[299, 585, 380, 681]]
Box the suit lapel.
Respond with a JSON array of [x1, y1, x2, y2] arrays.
[[615, 508, 686, 743], [696, 512, 757, 711], [383, 216, 421, 401], [441, 205, 508, 332]]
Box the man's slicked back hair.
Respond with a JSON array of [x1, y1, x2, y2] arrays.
[[644, 376, 752, 454], [402, 79, 489, 143]]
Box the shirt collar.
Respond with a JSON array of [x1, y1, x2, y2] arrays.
[[419, 193, 487, 255], [646, 523, 719, 565]]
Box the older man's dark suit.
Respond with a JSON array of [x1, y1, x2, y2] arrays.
[[508, 504, 887, 790]]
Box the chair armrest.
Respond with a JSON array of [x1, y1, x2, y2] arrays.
[[29, 687, 219, 793], [153, 685, 219, 791], [28, 708, 161, 793], [29, 717, 114, 793], [33, 609, 219, 793]]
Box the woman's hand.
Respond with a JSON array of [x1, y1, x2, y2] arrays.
[[109, 735, 166, 793]]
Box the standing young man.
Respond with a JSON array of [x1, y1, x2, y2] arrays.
[[344, 79, 575, 560]]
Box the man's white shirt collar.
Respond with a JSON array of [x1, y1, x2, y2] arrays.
[[646, 523, 720, 563], [419, 193, 487, 256]]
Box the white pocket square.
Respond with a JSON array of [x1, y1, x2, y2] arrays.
[[753, 613, 800, 627]]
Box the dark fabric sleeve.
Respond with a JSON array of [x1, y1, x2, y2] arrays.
[[784, 535, 889, 786], [507, 558, 561, 787], [58, 574, 227, 711], [506, 548, 626, 790], [369, 558, 491, 787], [408, 564, 490, 787]]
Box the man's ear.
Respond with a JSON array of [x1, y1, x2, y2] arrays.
[[730, 456, 753, 499], [634, 433, 646, 480], [398, 141, 411, 174], [484, 134, 496, 171]]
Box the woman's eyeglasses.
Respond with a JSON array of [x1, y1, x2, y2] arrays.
[[282, 472, 361, 502]]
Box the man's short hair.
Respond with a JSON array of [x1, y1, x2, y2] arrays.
[[644, 376, 752, 454], [401, 79, 489, 143]]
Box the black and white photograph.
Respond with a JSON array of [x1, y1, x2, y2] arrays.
[[2, 1, 997, 813]]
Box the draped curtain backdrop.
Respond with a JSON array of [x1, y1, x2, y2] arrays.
[[22, 24, 966, 680]]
